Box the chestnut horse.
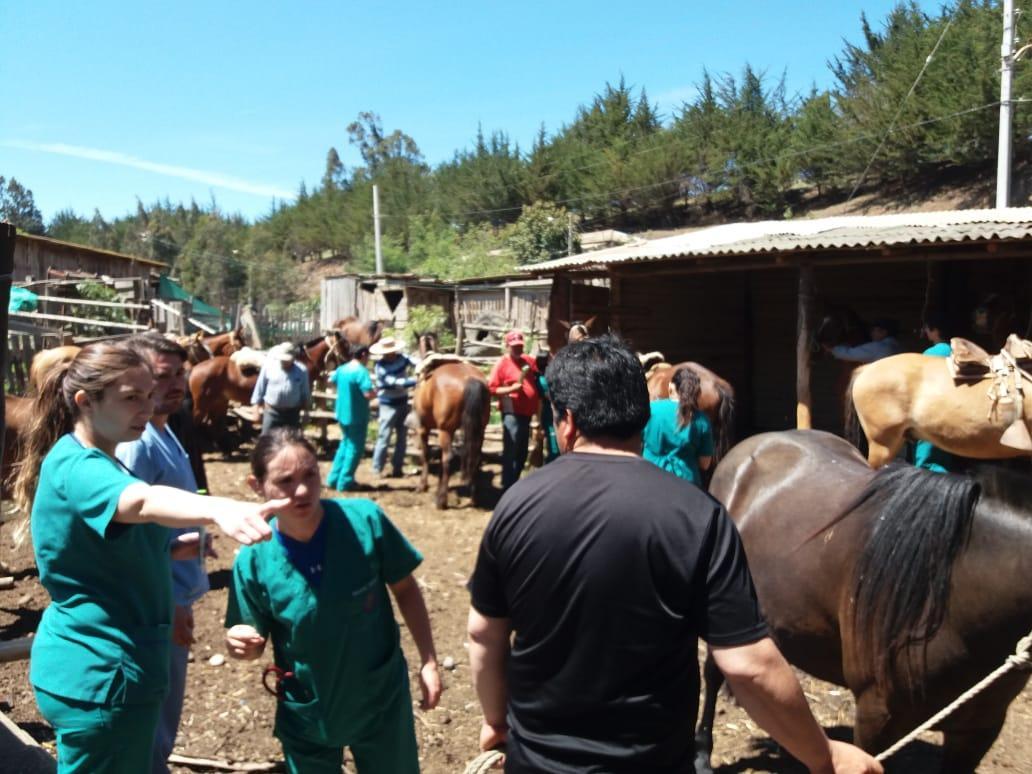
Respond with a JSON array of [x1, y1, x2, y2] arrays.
[[695, 430, 1032, 773], [178, 325, 247, 365], [644, 360, 736, 462], [188, 356, 261, 449], [412, 334, 490, 509], [846, 350, 1032, 468], [333, 317, 384, 350]]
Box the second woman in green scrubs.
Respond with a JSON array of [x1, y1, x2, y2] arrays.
[[641, 366, 715, 486], [14, 342, 286, 773], [225, 428, 441, 773]]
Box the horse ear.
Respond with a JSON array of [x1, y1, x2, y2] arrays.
[[558, 320, 571, 330], [585, 315, 598, 329]]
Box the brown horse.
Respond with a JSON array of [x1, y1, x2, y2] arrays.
[[412, 334, 490, 509], [847, 350, 1032, 468], [645, 361, 736, 461], [694, 430, 1032, 774], [188, 355, 261, 448], [177, 326, 246, 365], [295, 332, 348, 385], [333, 317, 384, 350], [29, 345, 82, 392]]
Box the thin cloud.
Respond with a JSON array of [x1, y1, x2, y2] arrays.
[[2, 140, 294, 200]]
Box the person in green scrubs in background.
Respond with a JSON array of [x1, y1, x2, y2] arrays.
[[327, 344, 375, 491], [641, 366, 714, 486], [13, 342, 286, 774], [913, 312, 954, 473], [224, 428, 442, 774]]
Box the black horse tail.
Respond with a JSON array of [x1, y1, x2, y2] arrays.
[[461, 379, 489, 501], [850, 465, 980, 696], [714, 385, 736, 462], [843, 366, 867, 457]]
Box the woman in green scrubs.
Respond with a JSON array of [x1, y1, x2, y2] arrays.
[[13, 342, 287, 774], [225, 428, 441, 773], [641, 366, 714, 486]]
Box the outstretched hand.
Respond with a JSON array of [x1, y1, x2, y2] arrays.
[[225, 624, 267, 660], [213, 498, 290, 545]]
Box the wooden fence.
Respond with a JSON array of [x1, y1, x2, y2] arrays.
[[5, 323, 65, 394]]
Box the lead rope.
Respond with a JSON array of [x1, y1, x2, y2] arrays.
[[462, 750, 504, 773], [874, 629, 1032, 762]]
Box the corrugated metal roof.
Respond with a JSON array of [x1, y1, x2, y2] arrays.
[[19, 233, 170, 268], [524, 208, 1032, 271]]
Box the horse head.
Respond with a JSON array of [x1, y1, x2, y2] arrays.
[[418, 331, 439, 358]]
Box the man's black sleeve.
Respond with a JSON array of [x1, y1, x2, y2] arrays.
[[469, 522, 510, 619], [698, 506, 769, 646]]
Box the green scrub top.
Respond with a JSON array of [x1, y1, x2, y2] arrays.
[[641, 399, 714, 485], [226, 498, 422, 747], [331, 360, 374, 426], [30, 434, 172, 705], [915, 341, 954, 472]]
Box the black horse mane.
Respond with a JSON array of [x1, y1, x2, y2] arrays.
[[848, 463, 981, 694]]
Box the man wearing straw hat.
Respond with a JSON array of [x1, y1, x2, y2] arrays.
[[251, 342, 311, 435], [370, 336, 417, 480]]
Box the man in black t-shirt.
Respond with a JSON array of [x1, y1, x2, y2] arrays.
[[468, 336, 881, 774]]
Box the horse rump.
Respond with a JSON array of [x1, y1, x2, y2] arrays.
[[460, 378, 489, 502], [843, 367, 869, 458]]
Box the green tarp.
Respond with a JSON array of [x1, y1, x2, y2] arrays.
[[158, 275, 222, 320]]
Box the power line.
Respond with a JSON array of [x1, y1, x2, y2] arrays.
[[847, 11, 957, 201]]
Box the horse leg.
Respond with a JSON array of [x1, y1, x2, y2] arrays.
[[866, 435, 902, 469], [693, 649, 724, 774], [436, 430, 452, 510], [940, 723, 1006, 774], [416, 426, 430, 494]]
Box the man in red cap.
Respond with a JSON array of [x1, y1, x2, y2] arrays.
[[488, 330, 540, 491]]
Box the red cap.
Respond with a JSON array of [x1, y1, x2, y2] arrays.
[[504, 330, 525, 346]]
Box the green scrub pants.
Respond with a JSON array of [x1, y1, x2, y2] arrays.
[[35, 688, 161, 774], [278, 682, 418, 774], [328, 421, 368, 491]]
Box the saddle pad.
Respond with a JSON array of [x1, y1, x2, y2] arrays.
[[415, 352, 465, 377]]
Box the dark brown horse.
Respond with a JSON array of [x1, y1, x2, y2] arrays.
[[694, 430, 1032, 774], [645, 361, 736, 461], [412, 333, 490, 509]]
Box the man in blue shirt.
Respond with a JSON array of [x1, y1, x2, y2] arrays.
[[370, 337, 417, 479], [116, 332, 210, 774], [828, 319, 903, 363], [328, 345, 376, 491], [251, 342, 311, 435]]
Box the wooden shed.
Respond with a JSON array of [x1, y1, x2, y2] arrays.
[[13, 233, 166, 286], [320, 274, 454, 332], [524, 208, 1032, 437]]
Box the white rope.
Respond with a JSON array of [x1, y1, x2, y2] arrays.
[[875, 630, 1032, 762], [463, 749, 504, 774]]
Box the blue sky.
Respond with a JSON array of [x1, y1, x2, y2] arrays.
[[0, 0, 942, 223]]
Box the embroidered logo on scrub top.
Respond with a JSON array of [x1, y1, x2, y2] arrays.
[[351, 577, 378, 613]]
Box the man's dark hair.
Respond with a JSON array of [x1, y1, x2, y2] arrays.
[[126, 331, 188, 362], [545, 334, 649, 440], [352, 345, 370, 359]]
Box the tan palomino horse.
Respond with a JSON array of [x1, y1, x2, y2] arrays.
[[848, 349, 1032, 468], [643, 358, 737, 462], [412, 334, 491, 510]]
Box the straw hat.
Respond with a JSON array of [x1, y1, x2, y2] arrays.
[[370, 336, 404, 356]]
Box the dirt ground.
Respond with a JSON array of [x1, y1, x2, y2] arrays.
[[2, 444, 1032, 773]]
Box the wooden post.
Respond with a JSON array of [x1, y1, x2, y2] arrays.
[[796, 264, 815, 429], [0, 224, 15, 481], [453, 289, 464, 355]]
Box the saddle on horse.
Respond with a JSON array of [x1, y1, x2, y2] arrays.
[[414, 352, 466, 379], [947, 334, 1032, 451]]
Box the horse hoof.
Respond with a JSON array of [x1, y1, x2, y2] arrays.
[[435, 496, 449, 510]]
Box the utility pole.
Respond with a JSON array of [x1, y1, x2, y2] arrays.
[[567, 212, 574, 255], [997, 0, 1016, 208], [373, 184, 384, 274]]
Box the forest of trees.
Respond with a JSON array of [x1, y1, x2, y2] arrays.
[[3, 1, 1030, 311]]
